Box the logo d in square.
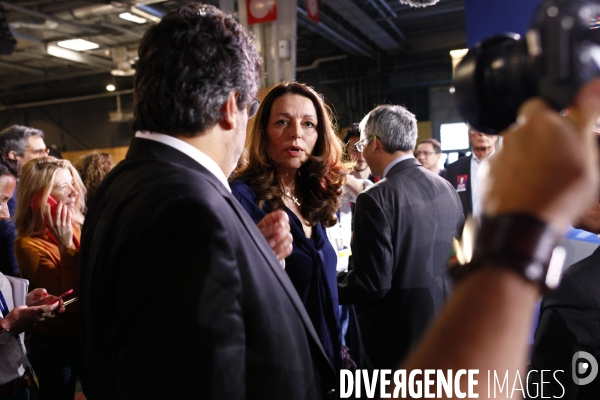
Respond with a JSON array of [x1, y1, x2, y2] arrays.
[[572, 351, 598, 385]]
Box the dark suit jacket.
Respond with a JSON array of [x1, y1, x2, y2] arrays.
[[442, 155, 472, 219], [80, 138, 336, 400], [338, 158, 464, 369], [528, 246, 600, 399]]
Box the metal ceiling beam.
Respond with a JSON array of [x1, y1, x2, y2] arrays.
[[393, 3, 464, 21], [0, 59, 45, 75], [19, 49, 101, 70], [0, 89, 134, 111], [97, 21, 144, 38], [11, 29, 43, 44], [297, 8, 373, 58], [297, 55, 348, 72], [0, 70, 108, 91], [321, 0, 402, 52], [375, 0, 398, 18], [365, 0, 407, 42], [46, 45, 114, 70], [1, 1, 102, 34]]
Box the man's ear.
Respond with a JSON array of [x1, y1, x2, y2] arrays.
[[372, 136, 383, 154], [219, 92, 239, 131], [7, 150, 18, 160]]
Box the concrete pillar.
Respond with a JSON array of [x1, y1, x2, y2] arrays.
[[237, 0, 297, 88]]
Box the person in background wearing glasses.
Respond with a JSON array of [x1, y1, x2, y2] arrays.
[[327, 123, 376, 275], [338, 104, 463, 372], [79, 5, 336, 399], [415, 138, 443, 176], [0, 125, 47, 277], [443, 125, 498, 219]]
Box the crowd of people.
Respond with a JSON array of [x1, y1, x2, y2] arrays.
[[0, 2, 599, 400]]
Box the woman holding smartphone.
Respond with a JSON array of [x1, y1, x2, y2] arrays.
[[13, 156, 86, 400]]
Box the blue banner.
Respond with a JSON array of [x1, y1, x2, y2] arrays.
[[465, 0, 542, 47]]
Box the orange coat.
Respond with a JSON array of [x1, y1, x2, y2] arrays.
[[14, 225, 81, 336]]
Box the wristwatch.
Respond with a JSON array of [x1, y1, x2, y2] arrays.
[[450, 214, 566, 292], [0, 327, 12, 345]]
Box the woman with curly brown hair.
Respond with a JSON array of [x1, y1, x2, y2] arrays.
[[75, 152, 114, 206], [231, 81, 347, 370]]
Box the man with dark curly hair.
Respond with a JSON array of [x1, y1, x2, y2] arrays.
[[80, 4, 335, 399]]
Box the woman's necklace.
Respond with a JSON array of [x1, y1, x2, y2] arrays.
[[283, 190, 301, 207]]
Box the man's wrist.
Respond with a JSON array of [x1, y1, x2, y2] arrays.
[[451, 213, 563, 292]]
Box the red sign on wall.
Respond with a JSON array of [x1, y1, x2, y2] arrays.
[[306, 0, 319, 23], [247, 0, 277, 25]]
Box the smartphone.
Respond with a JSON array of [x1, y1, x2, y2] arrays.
[[47, 288, 73, 304], [62, 297, 77, 307], [56, 289, 73, 300], [47, 195, 58, 218]]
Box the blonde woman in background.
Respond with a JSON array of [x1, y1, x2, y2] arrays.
[[14, 156, 85, 400]]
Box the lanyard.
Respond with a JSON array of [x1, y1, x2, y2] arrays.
[[0, 289, 9, 318]]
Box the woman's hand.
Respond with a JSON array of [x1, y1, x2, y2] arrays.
[[1, 300, 62, 335], [27, 288, 66, 315], [46, 202, 74, 251], [257, 210, 293, 262], [26, 288, 48, 306]]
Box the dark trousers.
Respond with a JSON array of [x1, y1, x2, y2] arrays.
[[28, 332, 81, 400], [0, 386, 29, 400]]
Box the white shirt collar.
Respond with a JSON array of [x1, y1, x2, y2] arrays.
[[383, 154, 414, 178], [135, 131, 231, 192]]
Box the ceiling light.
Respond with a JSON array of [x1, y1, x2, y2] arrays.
[[119, 12, 147, 24], [106, 84, 116, 91], [56, 39, 99, 51]]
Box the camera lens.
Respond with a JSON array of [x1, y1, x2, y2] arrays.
[[454, 34, 538, 134], [453, 0, 600, 135]]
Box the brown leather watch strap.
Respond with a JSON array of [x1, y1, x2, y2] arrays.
[[451, 214, 560, 291]]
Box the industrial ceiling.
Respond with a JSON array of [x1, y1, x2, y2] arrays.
[[0, 0, 466, 120]]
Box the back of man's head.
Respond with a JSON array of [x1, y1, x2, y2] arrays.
[[0, 125, 44, 156], [360, 104, 417, 153], [132, 3, 261, 137]]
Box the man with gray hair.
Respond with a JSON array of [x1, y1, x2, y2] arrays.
[[0, 125, 47, 277], [338, 104, 463, 370]]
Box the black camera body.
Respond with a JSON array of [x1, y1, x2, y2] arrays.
[[454, 0, 600, 134]]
